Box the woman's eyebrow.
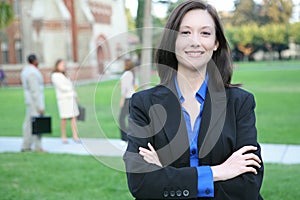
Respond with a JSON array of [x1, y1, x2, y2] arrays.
[[179, 25, 214, 29]]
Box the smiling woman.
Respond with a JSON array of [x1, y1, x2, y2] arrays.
[[175, 9, 219, 76], [123, 0, 264, 199]]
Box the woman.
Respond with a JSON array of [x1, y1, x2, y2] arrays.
[[119, 59, 136, 142], [123, 1, 264, 199], [51, 59, 80, 143]]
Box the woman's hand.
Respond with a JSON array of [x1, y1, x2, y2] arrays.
[[139, 143, 163, 167], [211, 145, 262, 182]]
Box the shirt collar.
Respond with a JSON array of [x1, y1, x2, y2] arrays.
[[174, 74, 208, 104]]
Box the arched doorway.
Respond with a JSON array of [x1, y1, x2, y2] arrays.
[[96, 34, 111, 74]]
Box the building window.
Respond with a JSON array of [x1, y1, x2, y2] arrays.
[[13, 0, 20, 16], [15, 40, 22, 63], [1, 43, 9, 64]]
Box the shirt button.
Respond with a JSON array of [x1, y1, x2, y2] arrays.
[[183, 189, 189, 197], [205, 189, 211, 195], [191, 149, 196, 155]]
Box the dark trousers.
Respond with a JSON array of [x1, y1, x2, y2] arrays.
[[119, 98, 130, 141]]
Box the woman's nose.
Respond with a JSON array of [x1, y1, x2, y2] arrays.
[[189, 34, 201, 47]]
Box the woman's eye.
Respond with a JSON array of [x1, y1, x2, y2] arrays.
[[180, 31, 190, 35], [201, 31, 211, 36]]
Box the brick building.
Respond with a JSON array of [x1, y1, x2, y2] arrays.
[[0, 0, 129, 85]]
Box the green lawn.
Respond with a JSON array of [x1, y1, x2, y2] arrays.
[[1, 60, 299, 144], [1, 60, 300, 199], [232, 61, 300, 144], [0, 153, 299, 200]]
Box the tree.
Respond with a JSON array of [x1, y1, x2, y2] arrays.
[[226, 24, 262, 61], [290, 22, 300, 44], [232, 0, 293, 26], [260, 0, 293, 25], [261, 23, 289, 59], [136, 0, 145, 42], [166, 0, 184, 17], [232, 0, 259, 26], [126, 7, 136, 31], [0, 1, 14, 30]]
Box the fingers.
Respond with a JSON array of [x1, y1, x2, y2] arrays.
[[139, 146, 151, 154], [243, 153, 262, 164], [237, 145, 257, 155], [147, 142, 156, 152], [244, 166, 258, 175], [138, 143, 163, 167], [244, 159, 261, 169]]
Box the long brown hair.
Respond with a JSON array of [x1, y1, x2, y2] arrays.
[[155, 0, 237, 87], [52, 59, 66, 75]]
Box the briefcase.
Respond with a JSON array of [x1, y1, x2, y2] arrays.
[[32, 116, 52, 134], [77, 105, 85, 121]]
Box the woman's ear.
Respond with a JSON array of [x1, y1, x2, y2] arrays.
[[214, 41, 219, 51]]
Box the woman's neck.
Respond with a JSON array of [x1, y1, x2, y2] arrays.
[[177, 66, 206, 96]]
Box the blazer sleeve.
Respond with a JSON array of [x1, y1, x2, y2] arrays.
[[215, 92, 264, 200], [51, 73, 73, 92], [27, 73, 44, 111], [123, 93, 199, 199]]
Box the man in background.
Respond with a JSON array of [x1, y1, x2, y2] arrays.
[[0, 65, 7, 87], [20, 54, 46, 152]]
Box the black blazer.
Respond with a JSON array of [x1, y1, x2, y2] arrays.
[[123, 76, 264, 200]]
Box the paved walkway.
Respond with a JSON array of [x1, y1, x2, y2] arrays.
[[1, 137, 300, 164]]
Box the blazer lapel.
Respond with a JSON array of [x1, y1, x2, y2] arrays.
[[198, 61, 227, 159], [150, 81, 190, 166]]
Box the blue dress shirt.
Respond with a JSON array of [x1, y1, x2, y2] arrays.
[[174, 75, 214, 197]]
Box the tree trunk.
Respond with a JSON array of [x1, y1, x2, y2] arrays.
[[139, 0, 152, 90]]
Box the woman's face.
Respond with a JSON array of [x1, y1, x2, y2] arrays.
[[57, 61, 65, 72], [175, 9, 218, 72]]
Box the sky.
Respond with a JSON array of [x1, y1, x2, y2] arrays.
[[125, 0, 300, 22]]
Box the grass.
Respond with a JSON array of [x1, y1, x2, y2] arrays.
[[0, 152, 299, 200], [1, 60, 299, 144], [1, 60, 300, 199], [232, 61, 300, 144], [0, 79, 122, 139], [0, 153, 132, 200]]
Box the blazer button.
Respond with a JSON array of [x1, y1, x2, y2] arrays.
[[176, 190, 182, 197], [191, 149, 196, 155], [163, 191, 169, 198], [183, 189, 189, 197], [205, 189, 211, 195], [170, 191, 175, 197]]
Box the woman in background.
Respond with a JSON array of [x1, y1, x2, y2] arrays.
[[51, 59, 80, 143], [119, 59, 136, 142]]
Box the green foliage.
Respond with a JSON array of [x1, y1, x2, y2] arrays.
[[232, 0, 293, 26], [0, 1, 14, 30], [126, 7, 135, 31], [166, 0, 185, 17], [260, 24, 289, 45], [228, 0, 295, 54], [136, 0, 145, 41], [260, 0, 294, 24], [232, 0, 258, 26], [232, 24, 261, 46], [290, 22, 300, 44], [225, 23, 290, 57]]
